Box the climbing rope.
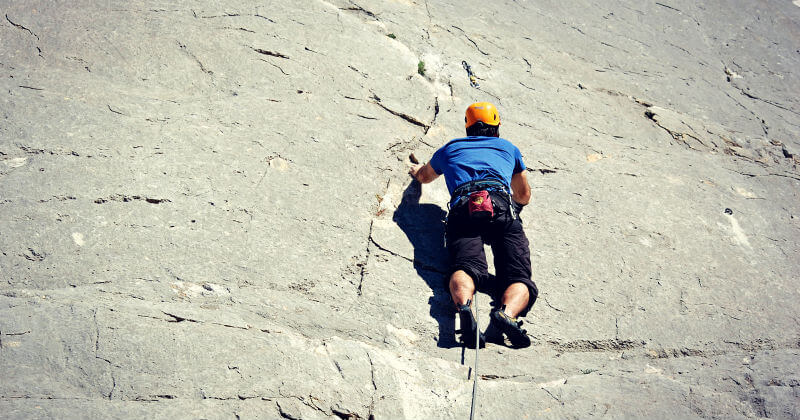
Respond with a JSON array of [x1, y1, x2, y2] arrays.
[[469, 293, 479, 420], [462, 60, 480, 88]]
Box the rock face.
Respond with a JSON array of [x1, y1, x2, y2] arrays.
[[1, 1, 799, 418]]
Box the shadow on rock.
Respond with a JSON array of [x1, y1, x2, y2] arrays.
[[393, 180, 459, 348]]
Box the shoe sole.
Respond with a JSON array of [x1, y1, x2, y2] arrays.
[[491, 310, 531, 348]]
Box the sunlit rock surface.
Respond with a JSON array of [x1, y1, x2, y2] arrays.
[[1, 1, 798, 418]]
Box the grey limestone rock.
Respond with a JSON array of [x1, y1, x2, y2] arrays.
[[1, 0, 799, 418]]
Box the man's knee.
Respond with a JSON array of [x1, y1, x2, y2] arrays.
[[449, 270, 474, 290], [506, 281, 530, 301], [449, 270, 477, 307], [503, 280, 538, 317]]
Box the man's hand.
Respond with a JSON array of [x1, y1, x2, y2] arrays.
[[408, 162, 439, 184], [409, 163, 424, 179]]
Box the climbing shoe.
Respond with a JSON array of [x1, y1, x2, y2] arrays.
[[483, 317, 505, 345], [457, 300, 485, 349], [487, 306, 531, 348]]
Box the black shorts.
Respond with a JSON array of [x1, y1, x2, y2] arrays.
[[446, 191, 538, 316]]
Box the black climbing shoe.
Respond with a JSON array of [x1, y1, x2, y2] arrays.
[[457, 300, 485, 349], [487, 306, 531, 348], [483, 318, 505, 345]]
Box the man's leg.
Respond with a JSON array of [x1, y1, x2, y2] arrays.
[[500, 282, 530, 318], [449, 269, 475, 307], [490, 215, 536, 317], [446, 215, 487, 348], [449, 269, 485, 348], [486, 213, 535, 348]]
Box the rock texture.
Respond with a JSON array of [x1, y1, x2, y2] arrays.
[[1, 0, 799, 418]]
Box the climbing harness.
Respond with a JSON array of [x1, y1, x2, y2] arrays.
[[469, 294, 480, 420], [462, 60, 480, 88], [444, 179, 517, 247], [451, 179, 517, 221]]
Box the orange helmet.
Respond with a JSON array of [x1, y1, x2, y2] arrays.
[[465, 102, 500, 128]]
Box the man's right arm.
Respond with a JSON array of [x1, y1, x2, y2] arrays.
[[510, 170, 531, 205], [409, 162, 439, 184]]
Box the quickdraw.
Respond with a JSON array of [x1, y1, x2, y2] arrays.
[[462, 60, 480, 88]]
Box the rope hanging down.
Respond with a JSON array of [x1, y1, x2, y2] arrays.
[[469, 294, 479, 420]]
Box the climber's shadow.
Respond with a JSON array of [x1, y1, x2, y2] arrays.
[[393, 180, 459, 348]]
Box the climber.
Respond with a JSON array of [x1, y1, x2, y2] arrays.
[[409, 102, 538, 349]]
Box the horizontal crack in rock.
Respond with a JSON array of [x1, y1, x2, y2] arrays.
[[527, 167, 557, 175], [107, 105, 127, 116], [735, 86, 799, 117], [451, 25, 489, 56], [21, 248, 45, 262], [644, 109, 702, 148], [94, 195, 171, 204], [341, 4, 378, 20], [549, 339, 644, 352], [162, 312, 199, 323], [480, 373, 526, 381], [5, 14, 39, 40], [646, 347, 723, 359], [18, 145, 79, 156], [134, 394, 177, 401], [177, 41, 213, 75], [370, 94, 430, 131], [253, 47, 289, 59]]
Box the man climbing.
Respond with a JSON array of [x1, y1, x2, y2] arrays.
[[409, 102, 538, 349]]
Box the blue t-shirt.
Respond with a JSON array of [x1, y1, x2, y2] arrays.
[[429, 136, 526, 196]]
